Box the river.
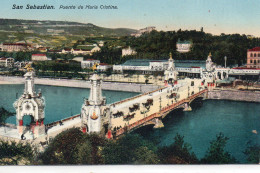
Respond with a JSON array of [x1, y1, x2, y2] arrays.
[[134, 99, 260, 163], [0, 84, 259, 163]]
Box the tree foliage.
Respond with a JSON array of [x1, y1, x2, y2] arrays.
[[0, 140, 34, 165], [201, 132, 237, 164], [244, 144, 260, 164], [39, 128, 87, 164], [39, 128, 107, 165], [158, 133, 198, 164], [102, 134, 160, 164]]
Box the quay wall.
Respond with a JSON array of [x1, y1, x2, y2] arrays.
[[0, 76, 159, 93], [208, 89, 260, 102]]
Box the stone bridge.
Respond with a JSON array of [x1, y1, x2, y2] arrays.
[[114, 89, 208, 137]]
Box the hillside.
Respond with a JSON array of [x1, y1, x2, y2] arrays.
[[0, 18, 137, 47]]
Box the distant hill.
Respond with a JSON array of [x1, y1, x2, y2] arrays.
[[0, 18, 137, 37]]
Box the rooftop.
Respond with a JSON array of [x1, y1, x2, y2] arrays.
[[32, 54, 46, 56], [248, 47, 260, 51]]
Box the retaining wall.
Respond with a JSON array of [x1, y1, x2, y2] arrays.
[[208, 89, 260, 102]]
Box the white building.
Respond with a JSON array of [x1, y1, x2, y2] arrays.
[[113, 59, 168, 73], [31, 54, 49, 61], [0, 57, 14, 68], [176, 39, 192, 53], [97, 63, 112, 72], [81, 59, 100, 69], [72, 57, 84, 62], [164, 53, 178, 83], [131, 26, 156, 37], [122, 46, 137, 57]]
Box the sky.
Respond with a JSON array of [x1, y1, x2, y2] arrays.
[[1, 0, 260, 36]]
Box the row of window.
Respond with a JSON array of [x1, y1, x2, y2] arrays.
[[249, 60, 260, 64], [250, 53, 260, 57]]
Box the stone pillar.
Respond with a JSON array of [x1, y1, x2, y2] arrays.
[[153, 118, 164, 128], [81, 73, 108, 134], [183, 102, 192, 111]]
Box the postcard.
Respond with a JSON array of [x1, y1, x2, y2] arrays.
[[0, 0, 259, 172]]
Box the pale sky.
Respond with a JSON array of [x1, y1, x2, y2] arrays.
[[1, 0, 260, 36]]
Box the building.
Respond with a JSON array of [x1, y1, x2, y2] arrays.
[[176, 39, 192, 53], [131, 26, 156, 37], [81, 59, 100, 69], [113, 59, 168, 74], [72, 57, 84, 62], [247, 47, 260, 68], [31, 54, 49, 61], [60, 46, 100, 55], [97, 63, 112, 72], [0, 57, 14, 68], [164, 53, 178, 83], [0, 43, 28, 52], [122, 46, 137, 57]]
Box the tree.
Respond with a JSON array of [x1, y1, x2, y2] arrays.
[[39, 128, 86, 164], [244, 144, 260, 164], [158, 133, 198, 164], [201, 133, 237, 164], [102, 134, 159, 164], [0, 140, 34, 165], [39, 128, 107, 165]]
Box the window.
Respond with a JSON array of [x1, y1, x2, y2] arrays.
[[254, 53, 257, 57], [250, 60, 253, 63], [258, 53, 260, 57], [251, 53, 253, 57]]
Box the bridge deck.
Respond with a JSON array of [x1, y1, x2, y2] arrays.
[[111, 78, 208, 137]]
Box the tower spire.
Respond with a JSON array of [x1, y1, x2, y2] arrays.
[[169, 52, 173, 60]]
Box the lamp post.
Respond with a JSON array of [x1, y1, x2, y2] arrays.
[[224, 56, 227, 68], [159, 96, 162, 112]]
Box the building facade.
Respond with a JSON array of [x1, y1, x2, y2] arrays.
[[247, 47, 260, 68], [31, 54, 49, 61], [176, 39, 192, 53], [0, 43, 28, 52], [0, 57, 14, 68], [81, 59, 100, 69], [122, 46, 137, 57]]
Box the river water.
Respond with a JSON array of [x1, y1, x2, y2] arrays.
[[0, 84, 139, 124], [0, 84, 259, 163], [134, 100, 260, 163]]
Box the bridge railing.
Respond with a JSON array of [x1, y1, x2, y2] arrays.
[[112, 86, 167, 107], [46, 114, 80, 128]]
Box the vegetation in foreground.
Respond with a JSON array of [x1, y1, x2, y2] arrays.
[[1, 128, 258, 165]]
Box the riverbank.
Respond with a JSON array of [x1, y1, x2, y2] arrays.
[[208, 89, 260, 102], [0, 76, 160, 93]]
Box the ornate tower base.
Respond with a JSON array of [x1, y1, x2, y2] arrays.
[[81, 74, 110, 135], [14, 65, 45, 140]]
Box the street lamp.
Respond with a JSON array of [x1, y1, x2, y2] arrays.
[[159, 96, 162, 112], [224, 56, 227, 68]]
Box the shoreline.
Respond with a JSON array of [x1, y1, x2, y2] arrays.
[[1, 75, 260, 102], [0, 76, 160, 93]]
